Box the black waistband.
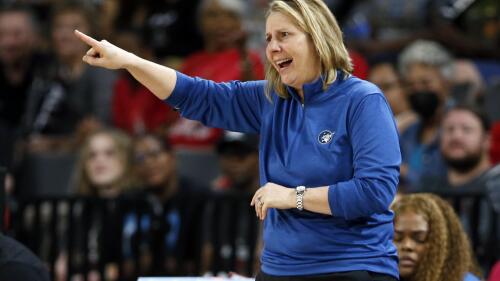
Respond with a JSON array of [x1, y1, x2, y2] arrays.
[[256, 270, 399, 281]]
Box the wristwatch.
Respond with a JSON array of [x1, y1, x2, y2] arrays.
[[296, 185, 306, 211]]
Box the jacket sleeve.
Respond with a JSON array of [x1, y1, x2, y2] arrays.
[[164, 71, 266, 133], [328, 93, 401, 220]]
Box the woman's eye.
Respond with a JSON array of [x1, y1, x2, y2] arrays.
[[414, 234, 428, 244], [393, 234, 402, 242], [282, 32, 289, 37]]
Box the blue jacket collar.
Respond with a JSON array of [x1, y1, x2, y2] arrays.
[[285, 70, 345, 104]]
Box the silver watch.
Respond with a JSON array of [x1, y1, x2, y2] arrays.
[[296, 185, 306, 211]]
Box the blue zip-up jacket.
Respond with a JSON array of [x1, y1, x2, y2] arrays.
[[165, 71, 401, 278]]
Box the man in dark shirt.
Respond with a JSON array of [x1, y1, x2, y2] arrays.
[[201, 131, 261, 276], [0, 233, 50, 281], [422, 104, 497, 194], [0, 6, 41, 168], [420, 104, 499, 268]]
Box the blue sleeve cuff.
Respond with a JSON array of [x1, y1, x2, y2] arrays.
[[328, 184, 341, 217], [164, 71, 193, 108]]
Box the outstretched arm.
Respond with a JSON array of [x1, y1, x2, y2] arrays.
[[74, 30, 176, 100]]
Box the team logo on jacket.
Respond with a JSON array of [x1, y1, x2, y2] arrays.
[[318, 130, 334, 144]]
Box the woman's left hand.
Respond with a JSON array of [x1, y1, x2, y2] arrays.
[[251, 182, 295, 220]]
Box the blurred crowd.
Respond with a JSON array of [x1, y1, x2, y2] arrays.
[[0, 0, 499, 280]]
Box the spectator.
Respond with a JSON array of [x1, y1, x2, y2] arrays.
[[167, 0, 265, 150], [201, 131, 261, 275], [343, 0, 500, 60], [112, 29, 179, 136], [123, 134, 205, 276], [23, 3, 116, 154], [421, 104, 500, 267], [423, 105, 496, 189], [74, 129, 135, 198], [398, 40, 453, 190], [392, 193, 482, 281], [367, 61, 417, 134], [0, 233, 50, 281], [57, 129, 135, 281], [343, 0, 437, 60], [212, 131, 260, 192], [0, 5, 45, 169], [114, 0, 203, 61]]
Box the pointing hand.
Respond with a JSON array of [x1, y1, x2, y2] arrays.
[[74, 30, 134, 69]]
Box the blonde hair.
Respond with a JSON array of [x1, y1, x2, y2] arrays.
[[74, 129, 136, 197], [265, 0, 353, 100], [392, 193, 482, 281]]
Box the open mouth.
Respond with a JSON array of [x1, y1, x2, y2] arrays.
[[276, 58, 293, 69]]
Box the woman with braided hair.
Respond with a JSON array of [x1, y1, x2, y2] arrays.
[[392, 193, 482, 281]]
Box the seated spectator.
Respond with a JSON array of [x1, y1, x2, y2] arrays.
[[123, 134, 205, 277], [114, 0, 203, 61], [23, 3, 116, 154], [112, 29, 179, 136], [343, 0, 500, 60], [56, 129, 135, 281], [212, 131, 260, 192], [398, 40, 453, 190], [452, 60, 486, 104], [420, 104, 499, 265], [0, 5, 46, 169], [422, 105, 496, 190], [0, 233, 50, 281], [367, 61, 417, 134], [201, 131, 261, 276], [74, 129, 135, 198], [392, 193, 482, 281], [167, 0, 264, 150]]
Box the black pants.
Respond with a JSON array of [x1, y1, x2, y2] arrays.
[[256, 270, 399, 281]]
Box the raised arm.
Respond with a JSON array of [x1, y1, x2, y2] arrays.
[[74, 30, 176, 100]]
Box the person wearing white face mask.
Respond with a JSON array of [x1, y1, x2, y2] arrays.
[[74, 0, 401, 280]]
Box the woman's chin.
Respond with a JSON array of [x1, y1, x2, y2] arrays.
[[280, 78, 299, 90], [398, 267, 415, 279]]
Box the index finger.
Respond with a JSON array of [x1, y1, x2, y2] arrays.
[[74, 30, 99, 47]]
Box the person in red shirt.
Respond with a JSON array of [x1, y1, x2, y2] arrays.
[[167, 0, 265, 150], [112, 30, 179, 135]]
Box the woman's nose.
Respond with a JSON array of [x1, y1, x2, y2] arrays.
[[401, 238, 415, 251], [268, 39, 281, 52]]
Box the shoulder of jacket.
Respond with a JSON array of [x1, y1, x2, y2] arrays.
[[339, 76, 383, 101]]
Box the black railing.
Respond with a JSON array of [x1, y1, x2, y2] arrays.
[[11, 192, 260, 281], [10, 191, 498, 280]]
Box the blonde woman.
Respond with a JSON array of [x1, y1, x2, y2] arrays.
[[74, 0, 400, 280], [74, 129, 135, 197], [65, 129, 135, 281], [392, 193, 482, 281]]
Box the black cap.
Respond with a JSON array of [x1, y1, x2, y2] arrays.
[[216, 131, 259, 156]]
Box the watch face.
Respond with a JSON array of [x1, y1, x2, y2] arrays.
[[297, 186, 306, 193]]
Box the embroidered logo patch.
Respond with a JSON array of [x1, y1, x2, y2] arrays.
[[318, 130, 334, 144]]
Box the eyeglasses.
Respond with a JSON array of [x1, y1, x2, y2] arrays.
[[134, 148, 165, 164]]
